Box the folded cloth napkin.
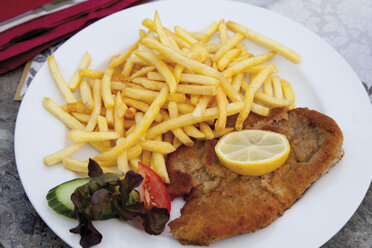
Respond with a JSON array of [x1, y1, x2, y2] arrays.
[[0, 0, 147, 74], [0, 0, 54, 23]]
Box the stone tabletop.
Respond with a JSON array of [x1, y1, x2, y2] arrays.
[[1, 0, 371, 247]]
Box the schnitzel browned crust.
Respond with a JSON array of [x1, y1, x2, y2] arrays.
[[166, 108, 344, 245]]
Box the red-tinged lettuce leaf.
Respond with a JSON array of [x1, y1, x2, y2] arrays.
[[88, 158, 103, 178], [89, 188, 110, 220], [69, 160, 170, 247], [70, 193, 103, 248], [120, 170, 143, 203], [142, 207, 170, 235]]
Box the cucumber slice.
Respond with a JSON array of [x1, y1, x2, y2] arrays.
[[46, 178, 116, 220]]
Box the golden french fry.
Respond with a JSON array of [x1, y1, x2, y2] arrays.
[[218, 19, 228, 45], [114, 92, 127, 118], [140, 140, 176, 153], [174, 25, 198, 44], [95, 86, 168, 161], [71, 112, 90, 123], [236, 64, 277, 130], [43, 143, 85, 166], [97, 115, 111, 148], [215, 87, 228, 132], [142, 150, 151, 166], [136, 51, 177, 94], [147, 101, 243, 139], [63, 157, 115, 174], [227, 20, 301, 63], [214, 33, 244, 62], [263, 76, 273, 97], [174, 64, 184, 83], [213, 127, 234, 138], [149, 135, 170, 182], [85, 79, 102, 132], [80, 79, 94, 110], [217, 48, 240, 71], [254, 91, 293, 107], [135, 111, 144, 128], [80, 69, 104, 79], [199, 122, 214, 139], [272, 76, 283, 99], [106, 108, 114, 127], [68, 52, 91, 91], [90, 141, 112, 153], [121, 57, 135, 79], [133, 77, 217, 95], [114, 93, 125, 137], [177, 102, 195, 114], [189, 94, 199, 106], [117, 150, 129, 173], [243, 64, 268, 74], [147, 72, 219, 86], [183, 125, 205, 139], [232, 72, 244, 92], [126, 144, 142, 160], [67, 130, 120, 143], [222, 51, 275, 78], [123, 87, 185, 103], [101, 62, 115, 109], [126, 125, 136, 136], [230, 53, 253, 66], [281, 79, 295, 109], [47, 55, 76, 103], [203, 21, 218, 41], [129, 158, 140, 171], [63, 101, 91, 114], [193, 95, 212, 117], [189, 32, 209, 42], [43, 97, 85, 130], [111, 42, 139, 68], [128, 65, 156, 81], [154, 10, 175, 49], [251, 103, 270, 116], [151, 151, 169, 183]]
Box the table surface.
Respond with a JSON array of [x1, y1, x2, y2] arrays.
[[0, 0, 371, 247]]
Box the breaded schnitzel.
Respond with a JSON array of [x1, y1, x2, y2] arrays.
[[166, 108, 344, 245]]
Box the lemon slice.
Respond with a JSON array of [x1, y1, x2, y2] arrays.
[[215, 130, 290, 176]]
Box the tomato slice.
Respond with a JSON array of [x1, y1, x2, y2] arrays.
[[137, 162, 171, 213]]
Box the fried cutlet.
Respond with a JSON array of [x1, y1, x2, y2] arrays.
[[166, 108, 344, 245]]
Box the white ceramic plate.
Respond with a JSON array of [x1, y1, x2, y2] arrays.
[[14, 0, 372, 247]]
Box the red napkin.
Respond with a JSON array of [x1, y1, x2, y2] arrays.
[[0, 0, 54, 23], [0, 0, 147, 74]]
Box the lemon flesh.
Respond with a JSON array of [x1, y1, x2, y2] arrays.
[[215, 130, 290, 176]]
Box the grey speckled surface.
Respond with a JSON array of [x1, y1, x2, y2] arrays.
[[0, 67, 371, 248]]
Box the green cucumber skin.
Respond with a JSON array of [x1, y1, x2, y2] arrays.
[[46, 178, 115, 220]]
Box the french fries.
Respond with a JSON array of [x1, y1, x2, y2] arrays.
[[47, 55, 76, 103], [226, 20, 301, 63], [68, 52, 91, 91], [43, 12, 299, 183]]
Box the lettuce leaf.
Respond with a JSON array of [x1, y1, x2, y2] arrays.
[[69, 159, 170, 248]]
